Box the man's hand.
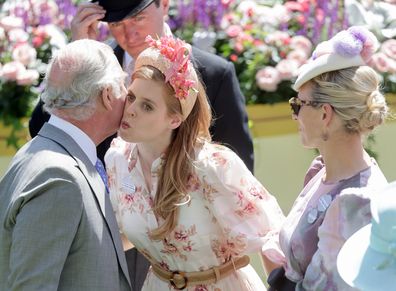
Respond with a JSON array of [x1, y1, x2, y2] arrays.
[[71, 3, 106, 40]]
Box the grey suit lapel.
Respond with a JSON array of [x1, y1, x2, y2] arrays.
[[38, 123, 131, 286]]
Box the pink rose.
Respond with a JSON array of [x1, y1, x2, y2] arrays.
[[371, 52, 396, 73], [275, 59, 299, 80], [221, 0, 233, 7], [1, 61, 25, 81], [290, 35, 312, 55], [381, 39, 396, 60], [226, 25, 242, 38], [12, 43, 37, 66], [287, 50, 309, 66], [256, 66, 281, 92], [0, 16, 24, 31], [17, 69, 40, 86], [265, 31, 291, 46]]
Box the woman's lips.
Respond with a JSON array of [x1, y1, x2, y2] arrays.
[[121, 121, 130, 129]]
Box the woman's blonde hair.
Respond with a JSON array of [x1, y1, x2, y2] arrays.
[[132, 66, 212, 240], [310, 66, 388, 134]]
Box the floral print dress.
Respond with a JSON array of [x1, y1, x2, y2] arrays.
[[105, 137, 285, 291]]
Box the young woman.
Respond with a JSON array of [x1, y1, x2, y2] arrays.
[[267, 26, 389, 290], [105, 35, 285, 290]]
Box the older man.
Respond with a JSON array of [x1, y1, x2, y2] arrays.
[[0, 39, 132, 291]]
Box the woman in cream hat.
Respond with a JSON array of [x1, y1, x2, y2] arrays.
[[267, 26, 389, 290]]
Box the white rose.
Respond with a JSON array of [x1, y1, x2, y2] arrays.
[[0, 16, 24, 31], [17, 69, 40, 86]]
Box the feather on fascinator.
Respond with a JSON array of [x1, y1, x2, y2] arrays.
[[134, 35, 198, 120], [293, 26, 379, 91]]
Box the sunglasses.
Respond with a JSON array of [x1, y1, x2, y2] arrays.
[[289, 97, 321, 116]]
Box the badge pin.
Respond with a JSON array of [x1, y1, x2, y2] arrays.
[[307, 208, 318, 224], [317, 194, 332, 212], [121, 176, 136, 193]]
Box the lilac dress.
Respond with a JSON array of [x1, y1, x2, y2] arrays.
[[279, 157, 387, 290], [105, 137, 285, 290]]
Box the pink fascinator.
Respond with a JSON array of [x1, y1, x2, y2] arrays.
[[293, 26, 379, 91], [134, 35, 199, 120]]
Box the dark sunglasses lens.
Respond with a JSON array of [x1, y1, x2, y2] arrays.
[[290, 103, 300, 115]]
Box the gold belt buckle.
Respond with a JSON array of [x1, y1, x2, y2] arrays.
[[169, 271, 188, 290]]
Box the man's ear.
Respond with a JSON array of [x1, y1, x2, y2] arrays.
[[162, 0, 170, 15], [101, 86, 113, 111], [169, 114, 182, 130]]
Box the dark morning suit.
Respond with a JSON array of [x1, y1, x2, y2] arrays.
[[0, 123, 131, 291], [28, 45, 254, 291]]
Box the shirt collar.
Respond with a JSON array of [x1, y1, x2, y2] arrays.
[[48, 115, 97, 165]]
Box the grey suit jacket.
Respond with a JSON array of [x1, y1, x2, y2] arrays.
[[0, 123, 132, 291]]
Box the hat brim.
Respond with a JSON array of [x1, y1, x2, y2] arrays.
[[337, 224, 396, 291], [292, 53, 365, 91], [100, 0, 155, 22]]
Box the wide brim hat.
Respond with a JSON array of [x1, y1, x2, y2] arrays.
[[337, 224, 396, 291], [94, 0, 155, 22], [337, 181, 396, 291], [293, 26, 379, 91]]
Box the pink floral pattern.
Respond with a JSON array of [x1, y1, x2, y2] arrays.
[[105, 137, 285, 290], [145, 35, 196, 100]]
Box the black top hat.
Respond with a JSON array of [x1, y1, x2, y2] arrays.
[[93, 0, 155, 22]]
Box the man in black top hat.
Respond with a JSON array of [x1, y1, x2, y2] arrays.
[[28, 1, 254, 290]]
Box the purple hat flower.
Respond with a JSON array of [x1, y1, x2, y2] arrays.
[[293, 26, 379, 91]]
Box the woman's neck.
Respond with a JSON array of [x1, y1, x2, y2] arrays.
[[136, 141, 169, 191], [320, 135, 371, 183]]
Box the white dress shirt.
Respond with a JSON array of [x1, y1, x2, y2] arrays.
[[48, 115, 97, 166]]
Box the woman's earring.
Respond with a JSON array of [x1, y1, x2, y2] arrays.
[[321, 130, 329, 141]]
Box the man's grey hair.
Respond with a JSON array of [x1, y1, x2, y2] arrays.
[[41, 39, 127, 120]]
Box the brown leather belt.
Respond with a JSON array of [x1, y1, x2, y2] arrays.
[[150, 255, 250, 290]]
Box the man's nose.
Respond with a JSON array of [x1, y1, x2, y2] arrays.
[[124, 22, 138, 39]]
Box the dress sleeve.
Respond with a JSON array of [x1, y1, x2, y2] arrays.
[[299, 188, 371, 290], [201, 145, 285, 260]]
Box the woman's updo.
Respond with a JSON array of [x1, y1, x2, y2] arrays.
[[310, 66, 388, 134]]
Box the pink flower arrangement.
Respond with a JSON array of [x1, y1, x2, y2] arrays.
[[212, 1, 314, 103], [169, 0, 396, 103], [145, 35, 196, 100], [371, 39, 396, 92]]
